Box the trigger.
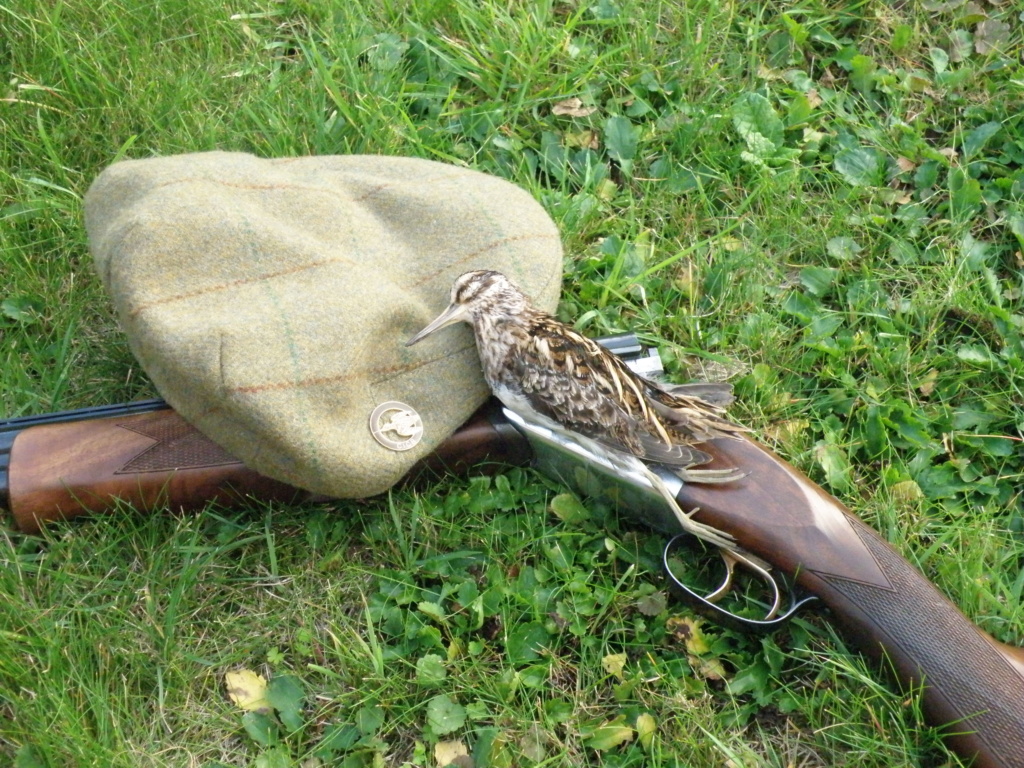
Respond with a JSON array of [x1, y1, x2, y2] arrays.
[[662, 534, 819, 633]]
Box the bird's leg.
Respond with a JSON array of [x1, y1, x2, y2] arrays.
[[639, 462, 739, 552]]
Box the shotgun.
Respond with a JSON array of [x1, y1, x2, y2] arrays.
[[2, 339, 1023, 768]]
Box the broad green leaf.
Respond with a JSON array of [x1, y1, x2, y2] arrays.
[[786, 92, 813, 127], [963, 121, 1001, 160], [549, 493, 591, 524], [254, 745, 292, 768], [1, 296, 43, 325], [814, 441, 852, 492], [356, 704, 385, 736], [957, 344, 999, 366], [416, 654, 448, 685], [826, 237, 862, 261], [544, 698, 574, 723], [14, 744, 47, 768], [889, 239, 919, 264], [915, 464, 976, 499], [582, 717, 634, 751], [960, 233, 990, 271], [929, 46, 949, 74], [418, 601, 446, 622], [914, 160, 939, 191], [727, 659, 770, 697], [891, 25, 913, 54], [780, 290, 818, 322], [949, 167, 982, 221], [959, 435, 1016, 457], [266, 675, 305, 732], [367, 33, 409, 71], [834, 147, 885, 187], [974, 18, 1011, 55], [519, 725, 547, 762], [732, 92, 783, 149], [426, 694, 466, 736], [506, 622, 551, 664], [635, 591, 667, 616], [890, 480, 924, 502], [539, 131, 567, 182], [316, 723, 361, 756], [472, 727, 513, 768], [798, 268, 839, 296], [850, 54, 876, 93], [888, 408, 934, 447], [948, 29, 974, 62], [782, 14, 809, 46], [604, 116, 638, 175], [242, 711, 280, 747], [1009, 210, 1024, 249], [590, 0, 620, 20]]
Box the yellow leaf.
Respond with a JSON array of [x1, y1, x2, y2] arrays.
[[224, 669, 270, 712], [666, 616, 710, 655], [890, 479, 923, 502], [601, 652, 628, 680], [434, 739, 470, 767], [636, 713, 657, 752]]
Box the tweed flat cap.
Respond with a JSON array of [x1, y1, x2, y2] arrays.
[[84, 152, 562, 497]]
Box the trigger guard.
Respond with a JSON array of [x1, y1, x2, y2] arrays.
[[662, 534, 818, 633]]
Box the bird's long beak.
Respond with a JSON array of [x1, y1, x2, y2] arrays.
[[405, 302, 469, 346]]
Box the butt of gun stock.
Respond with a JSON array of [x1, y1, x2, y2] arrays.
[[6, 408, 306, 533], [677, 436, 1024, 768], [4, 400, 530, 534]]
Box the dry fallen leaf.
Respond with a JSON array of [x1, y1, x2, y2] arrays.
[[689, 653, 727, 681], [225, 669, 270, 712], [896, 156, 916, 173], [564, 129, 600, 149], [552, 97, 597, 117], [918, 367, 939, 396], [435, 739, 471, 768]]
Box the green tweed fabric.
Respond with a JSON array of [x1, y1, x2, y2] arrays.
[[84, 152, 563, 497]]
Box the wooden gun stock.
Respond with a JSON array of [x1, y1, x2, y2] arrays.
[[2, 406, 305, 532], [0, 401, 528, 534], [679, 436, 1024, 768]]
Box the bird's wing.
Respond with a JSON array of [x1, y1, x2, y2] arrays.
[[508, 323, 717, 468], [651, 380, 736, 407]]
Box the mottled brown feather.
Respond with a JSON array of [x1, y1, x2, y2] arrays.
[[431, 270, 748, 470]]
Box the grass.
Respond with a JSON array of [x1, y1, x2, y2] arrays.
[[2, 0, 1023, 766]]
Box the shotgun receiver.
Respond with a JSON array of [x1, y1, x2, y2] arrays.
[[2, 352, 1023, 767]]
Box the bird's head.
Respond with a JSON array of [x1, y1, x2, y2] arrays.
[[406, 270, 529, 346]]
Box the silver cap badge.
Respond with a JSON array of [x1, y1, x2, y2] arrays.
[[369, 401, 424, 451]]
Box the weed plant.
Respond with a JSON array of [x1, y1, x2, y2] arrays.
[[2, 1, 1023, 766]]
